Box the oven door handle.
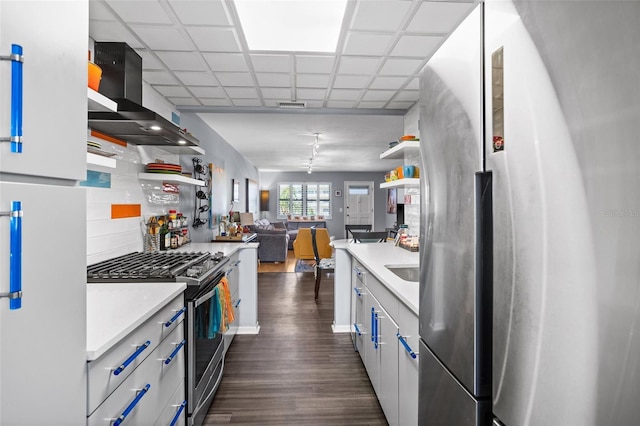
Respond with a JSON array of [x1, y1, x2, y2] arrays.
[[194, 286, 218, 308]]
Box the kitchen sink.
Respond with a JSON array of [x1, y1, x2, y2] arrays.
[[385, 265, 420, 282]]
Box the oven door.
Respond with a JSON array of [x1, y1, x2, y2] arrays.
[[187, 273, 225, 424]]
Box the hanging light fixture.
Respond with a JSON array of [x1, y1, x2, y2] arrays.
[[307, 133, 321, 174]]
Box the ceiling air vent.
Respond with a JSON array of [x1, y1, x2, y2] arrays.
[[277, 101, 306, 109]]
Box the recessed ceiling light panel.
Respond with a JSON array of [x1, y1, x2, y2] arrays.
[[234, 0, 347, 52]]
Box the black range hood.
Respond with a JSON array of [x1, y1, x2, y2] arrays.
[[88, 42, 199, 147]]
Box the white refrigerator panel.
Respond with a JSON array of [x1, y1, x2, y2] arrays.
[[0, 182, 86, 425], [0, 0, 87, 181], [486, 0, 640, 424]]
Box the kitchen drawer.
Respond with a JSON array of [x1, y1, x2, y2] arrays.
[[154, 379, 186, 426], [88, 325, 185, 426], [223, 294, 241, 354], [365, 273, 399, 320], [88, 295, 186, 415]]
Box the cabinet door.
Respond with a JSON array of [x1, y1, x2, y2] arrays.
[[377, 303, 400, 426], [223, 254, 240, 353], [238, 247, 258, 331], [0, 182, 86, 425], [363, 292, 380, 395], [0, 1, 87, 180], [397, 305, 419, 426], [352, 267, 368, 362]]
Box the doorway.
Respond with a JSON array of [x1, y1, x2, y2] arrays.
[[344, 181, 374, 238]]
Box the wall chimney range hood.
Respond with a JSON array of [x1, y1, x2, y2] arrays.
[[88, 42, 199, 148]]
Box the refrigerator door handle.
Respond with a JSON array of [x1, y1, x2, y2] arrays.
[[0, 201, 23, 309], [1, 44, 24, 152]]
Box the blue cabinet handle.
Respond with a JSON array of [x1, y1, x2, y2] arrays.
[[397, 333, 417, 359], [113, 341, 151, 376], [1, 44, 24, 152], [234, 298, 241, 308], [353, 323, 362, 336], [374, 313, 379, 349], [0, 201, 22, 310], [164, 339, 186, 365], [113, 384, 151, 426], [353, 287, 362, 297], [164, 307, 186, 327], [169, 400, 187, 426], [370, 308, 375, 342]]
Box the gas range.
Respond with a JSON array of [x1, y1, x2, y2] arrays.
[[86, 251, 229, 287]]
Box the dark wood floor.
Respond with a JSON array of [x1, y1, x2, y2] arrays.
[[204, 271, 388, 425]]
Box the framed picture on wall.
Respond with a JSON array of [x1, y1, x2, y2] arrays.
[[232, 179, 240, 203], [387, 188, 397, 214], [334, 189, 342, 197]]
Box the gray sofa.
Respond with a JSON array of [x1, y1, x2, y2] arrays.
[[247, 220, 289, 262]]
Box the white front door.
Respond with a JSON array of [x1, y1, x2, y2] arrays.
[[344, 181, 374, 229]]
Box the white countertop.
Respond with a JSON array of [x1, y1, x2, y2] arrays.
[[86, 282, 186, 361], [336, 242, 420, 314]]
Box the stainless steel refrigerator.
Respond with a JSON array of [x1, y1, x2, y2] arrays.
[[419, 0, 640, 425]]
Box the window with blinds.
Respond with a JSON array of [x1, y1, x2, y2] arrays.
[[277, 182, 332, 219]]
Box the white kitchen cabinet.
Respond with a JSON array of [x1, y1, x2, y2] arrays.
[[397, 304, 419, 426], [0, 182, 87, 425], [349, 256, 418, 426], [87, 291, 186, 426], [0, 0, 87, 180], [237, 246, 259, 334], [223, 252, 241, 353]]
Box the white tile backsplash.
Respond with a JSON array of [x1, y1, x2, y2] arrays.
[[86, 142, 184, 264]]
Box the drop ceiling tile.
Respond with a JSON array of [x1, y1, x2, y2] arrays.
[[304, 100, 325, 108], [393, 90, 420, 101], [215, 72, 254, 86], [143, 70, 179, 85], [255, 73, 291, 87], [329, 89, 363, 101], [333, 75, 370, 89], [350, 0, 412, 32], [167, 97, 201, 106], [175, 71, 218, 86], [170, 0, 231, 25], [130, 26, 193, 51], [90, 21, 145, 49], [362, 90, 395, 101], [202, 53, 249, 72], [406, 1, 475, 34], [186, 27, 240, 52], [106, 0, 172, 24], [296, 56, 335, 74], [261, 88, 292, 99], [343, 33, 394, 56], [327, 100, 356, 108], [200, 98, 233, 106], [297, 88, 327, 100], [296, 74, 331, 88], [250, 54, 291, 73], [233, 99, 263, 107], [338, 56, 381, 75], [153, 85, 191, 97], [156, 51, 208, 71], [391, 35, 443, 57], [386, 100, 415, 109], [405, 77, 419, 90], [137, 50, 165, 70], [379, 58, 423, 76], [370, 76, 407, 90], [188, 86, 226, 98], [226, 87, 259, 99], [357, 101, 388, 109], [89, 2, 116, 20]]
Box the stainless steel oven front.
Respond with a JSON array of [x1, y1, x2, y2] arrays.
[[185, 270, 226, 426]]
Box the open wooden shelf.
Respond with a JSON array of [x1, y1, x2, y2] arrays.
[[380, 141, 420, 160]]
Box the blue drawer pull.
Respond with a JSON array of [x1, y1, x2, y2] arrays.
[[353, 323, 362, 336], [0, 202, 22, 309], [370, 308, 375, 342], [1, 44, 24, 152], [164, 339, 186, 365], [374, 312, 379, 349], [234, 298, 241, 308], [113, 384, 151, 426], [169, 400, 187, 426], [164, 307, 186, 327], [353, 287, 362, 297], [113, 341, 151, 376], [397, 332, 417, 359]]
